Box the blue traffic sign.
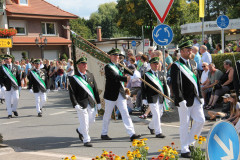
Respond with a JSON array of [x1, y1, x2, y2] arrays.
[[217, 15, 229, 29], [152, 24, 173, 46], [207, 121, 240, 160], [131, 41, 136, 47]]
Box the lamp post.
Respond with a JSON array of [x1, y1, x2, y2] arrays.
[[35, 33, 47, 59]]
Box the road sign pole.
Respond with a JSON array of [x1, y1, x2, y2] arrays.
[[142, 25, 144, 53], [202, 17, 204, 45], [162, 46, 166, 77], [222, 28, 224, 53]]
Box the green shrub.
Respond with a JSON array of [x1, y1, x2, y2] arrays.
[[60, 53, 68, 61], [212, 52, 240, 72], [21, 51, 27, 60]]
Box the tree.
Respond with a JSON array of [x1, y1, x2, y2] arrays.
[[70, 18, 93, 39]]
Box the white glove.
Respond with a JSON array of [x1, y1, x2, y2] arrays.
[[97, 104, 101, 110], [1, 86, 6, 92], [46, 89, 50, 93], [29, 89, 33, 93], [200, 98, 204, 104], [179, 100, 187, 108], [75, 105, 81, 111], [142, 100, 148, 105]]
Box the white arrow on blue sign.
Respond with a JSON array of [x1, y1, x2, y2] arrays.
[[131, 41, 136, 47], [207, 121, 240, 160], [152, 24, 173, 46], [217, 15, 230, 29]]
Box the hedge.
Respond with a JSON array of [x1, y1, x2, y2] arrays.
[[211, 52, 240, 72]]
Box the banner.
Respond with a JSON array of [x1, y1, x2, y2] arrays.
[[199, 0, 205, 18]]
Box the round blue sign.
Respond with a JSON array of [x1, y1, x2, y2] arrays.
[[152, 24, 173, 46], [207, 121, 240, 160], [217, 15, 230, 29], [131, 41, 136, 47]]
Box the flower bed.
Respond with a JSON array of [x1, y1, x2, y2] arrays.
[[0, 28, 17, 37]]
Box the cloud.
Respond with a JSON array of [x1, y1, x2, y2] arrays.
[[45, 0, 117, 19]]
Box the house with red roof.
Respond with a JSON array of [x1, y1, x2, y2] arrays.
[[4, 0, 78, 60]]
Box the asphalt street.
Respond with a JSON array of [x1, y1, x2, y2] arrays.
[[0, 89, 216, 159]]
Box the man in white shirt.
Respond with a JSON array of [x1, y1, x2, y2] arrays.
[[200, 62, 209, 85], [199, 45, 212, 71]]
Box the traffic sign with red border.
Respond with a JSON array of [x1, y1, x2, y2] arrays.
[[147, 0, 174, 23]]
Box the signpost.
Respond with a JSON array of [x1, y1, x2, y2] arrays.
[[207, 121, 240, 160], [217, 15, 229, 53], [131, 40, 137, 55], [146, 0, 174, 23], [0, 38, 12, 48]]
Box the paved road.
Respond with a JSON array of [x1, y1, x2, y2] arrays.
[[0, 90, 215, 159]]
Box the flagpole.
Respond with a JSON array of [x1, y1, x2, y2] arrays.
[[202, 17, 204, 45]]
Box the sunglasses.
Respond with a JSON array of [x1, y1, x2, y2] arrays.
[[202, 66, 206, 68]]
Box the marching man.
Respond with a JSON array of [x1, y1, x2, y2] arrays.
[[171, 40, 205, 158], [142, 57, 169, 138], [28, 59, 49, 117], [0, 55, 21, 118], [69, 57, 101, 147], [101, 48, 141, 141]]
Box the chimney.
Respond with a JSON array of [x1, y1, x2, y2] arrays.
[[97, 26, 102, 42]]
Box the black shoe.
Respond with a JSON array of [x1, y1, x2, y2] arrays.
[[76, 129, 83, 141], [130, 134, 141, 141], [13, 111, 18, 116], [8, 115, 12, 119], [38, 112, 42, 117], [148, 126, 155, 135], [181, 152, 191, 158], [84, 142, 93, 147], [101, 135, 112, 140], [156, 133, 166, 138]]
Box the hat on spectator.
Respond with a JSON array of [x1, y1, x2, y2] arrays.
[[149, 57, 159, 64], [108, 48, 120, 56], [76, 57, 87, 64], [136, 52, 143, 57], [179, 40, 193, 49], [222, 94, 230, 98], [33, 59, 41, 64]]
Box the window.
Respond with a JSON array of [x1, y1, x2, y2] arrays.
[[41, 22, 56, 35], [9, 20, 26, 35], [19, 0, 28, 5]]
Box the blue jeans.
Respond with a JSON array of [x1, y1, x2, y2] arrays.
[[55, 75, 63, 89], [115, 106, 132, 117]]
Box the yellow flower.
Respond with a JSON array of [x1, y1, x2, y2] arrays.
[[115, 155, 121, 160], [145, 146, 149, 150], [142, 138, 148, 141], [132, 142, 137, 146], [173, 151, 178, 155], [95, 156, 100, 160], [203, 137, 206, 142], [71, 155, 76, 160], [136, 153, 142, 158], [171, 155, 175, 159], [158, 149, 162, 152], [199, 136, 202, 138], [128, 156, 134, 160], [198, 140, 203, 144], [194, 135, 198, 140], [121, 156, 126, 160], [64, 157, 70, 160]]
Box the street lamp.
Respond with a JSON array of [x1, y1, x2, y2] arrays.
[[35, 33, 47, 59]]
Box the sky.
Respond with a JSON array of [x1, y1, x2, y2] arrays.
[[45, 0, 117, 19]]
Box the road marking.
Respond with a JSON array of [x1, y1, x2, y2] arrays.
[[49, 110, 73, 116], [161, 123, 211, 131], [0, 121, 20, 125], [23, 151, 90, 159]]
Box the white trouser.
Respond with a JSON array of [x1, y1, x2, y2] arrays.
[[178, 98, 205, 153], [235, 119, 240, 134], [0, 89, 5, 99], [102, 93, 135, 137], [5, 87, 19, 115], [34, 92, 47, 113], [148, 99, 164, 135], [76, 104, 96, 143]]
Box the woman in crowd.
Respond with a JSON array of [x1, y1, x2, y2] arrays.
[[44, 59, 51, 90], [206, 59, 234, 110], [49, 61, 56, 90], [54, 61, 64, 91], [20, 60, 27, 88], [227, 93, 240, 125]]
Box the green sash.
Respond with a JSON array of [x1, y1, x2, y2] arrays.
[[31, 70, 46, 90], [2, 65, 18, 87], [108, 63, 124, 87], [73, 75, 95, 102], [175, 62, 199, 95], [145, 72, 169, 111]]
